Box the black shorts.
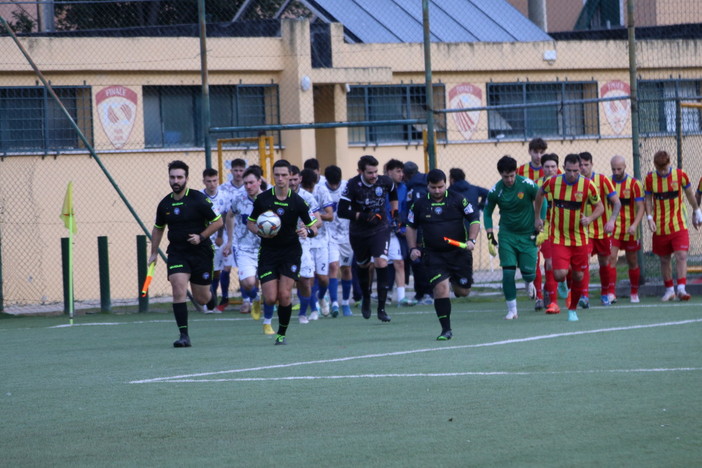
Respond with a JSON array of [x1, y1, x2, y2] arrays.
[[423, 248, 473, 289], [167, 247, 214, 286], [350, 226, 391, 265], [257, 245, 302, 284]]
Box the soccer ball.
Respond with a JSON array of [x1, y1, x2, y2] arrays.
[[256, 211, 281, 238]]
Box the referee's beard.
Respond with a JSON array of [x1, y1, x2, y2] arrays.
[[170, 183, 186, 194]]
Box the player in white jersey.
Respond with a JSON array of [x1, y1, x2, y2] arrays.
[[202, 168, 232, 313], [217, 158, 247, 310], [224, 166, 268, 331], [301, 169, 335, 317], [304, 157, 327, 187], [324, 165, 354, 316], [289, 165, 322, 323]]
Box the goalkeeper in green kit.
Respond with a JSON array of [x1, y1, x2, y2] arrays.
[[484, 156, 545, 319]]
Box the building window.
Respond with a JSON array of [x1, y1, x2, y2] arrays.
[[0, 86, 93, 153], [143, 85, 280, 148], [487, 82, 599, 140], [347, 84, 446, 145], [639, 80, 702, 134]]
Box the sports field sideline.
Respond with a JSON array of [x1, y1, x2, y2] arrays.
[[2, 297, 701, 467]]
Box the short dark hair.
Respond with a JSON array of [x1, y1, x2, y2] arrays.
[[579, 151, 593, 163], [403, 161, 419, 178], [384, 158, 404, 172], [290, 164, 300, 176], [303, 158, 320, 171], [529, 137, 547, 152], [427, 168, 446, 185], [168, 160, 189, 177], [497, 155, 517, 174], [449, 168, 465, 182], [564, 153, 581, 166], [203, 168, 218, 178], [653, 150, 671, 169], [230, 158, 247, 168], [324, 165, 342, 185], [358, 155, 379, 172], [243, 166, 262, 180], [273, 159, 291, 172], [301, 169, 317, 190], [541, 153, 559, 166]]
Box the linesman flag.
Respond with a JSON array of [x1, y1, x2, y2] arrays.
[[60, 181, 77, 234]]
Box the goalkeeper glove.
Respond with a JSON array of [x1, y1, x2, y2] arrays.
[[695, 208, 702, 225], [535, 221, 549, 246], [486, 232, 498, 257]]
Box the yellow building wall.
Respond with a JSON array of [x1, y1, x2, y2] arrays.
[[2, 19, 702, 307]]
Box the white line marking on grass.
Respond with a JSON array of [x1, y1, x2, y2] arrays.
[[129, 318, 702, 384], [48, 301, 693, 329], [153, 367, 702, 383], [49, 317, 251, 328]]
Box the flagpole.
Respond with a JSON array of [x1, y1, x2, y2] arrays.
[[68, 223, 74, 325], [61, 181, 76, 325]]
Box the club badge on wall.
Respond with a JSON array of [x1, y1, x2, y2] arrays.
[[96, 86, 138, 149], [448, 83, 482, 140], [601, 80, 631, 135]]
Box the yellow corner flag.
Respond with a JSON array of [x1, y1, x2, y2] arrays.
[[60, 181, 77, 234]]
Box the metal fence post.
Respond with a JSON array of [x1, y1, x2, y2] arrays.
[[137, 235, 148, 312], [98, 236, 111, 312]]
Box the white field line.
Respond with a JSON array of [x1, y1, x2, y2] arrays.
[[129, 318, 702, 384], [48, 301, 694, 329], [155, 368, 702, 383]]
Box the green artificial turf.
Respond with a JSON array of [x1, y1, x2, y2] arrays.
[[2, 297, 701, 467]]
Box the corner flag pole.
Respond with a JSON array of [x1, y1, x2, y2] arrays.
[[60, 182, 77, 324]]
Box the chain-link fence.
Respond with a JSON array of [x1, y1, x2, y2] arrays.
[[1, 0, 702, 310]]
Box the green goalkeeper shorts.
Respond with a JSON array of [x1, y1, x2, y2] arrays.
[[498, 231, 537, 271]]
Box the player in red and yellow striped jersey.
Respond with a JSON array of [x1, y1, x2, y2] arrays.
[[517, 138, 548, 310], [536, 153, 562, 314], [579, 152, 621, 307], [644, 150, 702, 301], [535, 153, 604, 322], [609, 155, 645, 303]]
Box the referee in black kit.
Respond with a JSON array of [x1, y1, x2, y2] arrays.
[[247, 159, 318, 345], [406, 168, 480, 340], [338, 155, 398, 322], [148, 160, 223, 348]]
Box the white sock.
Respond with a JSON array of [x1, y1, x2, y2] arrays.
[[676, 284, 686, 293], [396, 286, 405, 302], [666, 286, 675, 294], [263, 318, 272, 325], [506, 299, 517, 312]]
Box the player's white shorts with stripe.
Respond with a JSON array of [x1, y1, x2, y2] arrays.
[[310, 245, 329, 276], [388, 233, 403, 262], [214, 245, 234, 271], [300, 243, 314, 279], [236, 249, 258, 280], [329, 240, 353, 267]]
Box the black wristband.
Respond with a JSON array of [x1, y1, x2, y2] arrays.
[[199, 234, 206, 242], [306, 227, 315, 238], [410, 247, 420, 254]]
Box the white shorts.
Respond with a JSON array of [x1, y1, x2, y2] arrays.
[[310, 246, 329, 276], [300, 243, 314, 279], [214, 245, 235, 271], [329, 240, 353, 267], [236, 249, 258, 281], [388, 233, 403, 262]]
